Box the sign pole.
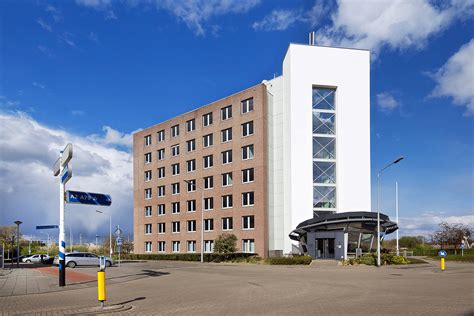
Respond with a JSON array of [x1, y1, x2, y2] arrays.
[[59, 151, 66, 287]]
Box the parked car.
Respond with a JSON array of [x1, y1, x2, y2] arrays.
[[53, 252, 114, 268], [22, 254, 50, 263]]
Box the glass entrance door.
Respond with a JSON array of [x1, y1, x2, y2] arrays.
[[316, 238, 335, 259]]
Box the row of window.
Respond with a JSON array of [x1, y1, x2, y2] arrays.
[[143, 99, 254, 147], [144, 191, 255, 210], [144, 239, 255, 253], [144, 216, 255, 235], [145, 143, 254, 165], [145, 167, 254, 187]]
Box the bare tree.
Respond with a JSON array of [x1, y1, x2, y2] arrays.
[[432, 222, 472, 253]]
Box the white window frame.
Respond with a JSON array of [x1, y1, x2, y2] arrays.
[[204, 240, 214, 253], [158, 185, 165, 197], [242, 239, 255, 253], [204, 197, 214, 211], [187, 240, 196, 253], [171, 145, 180, 157], [222, 217, 233, 231], [187, 180, 196, 192], [158, 204, 165, 215], [242, 168, 254, 183], [203, 133, 213, 148], [204, 219, 214, 232], [242, 191, 254, 207], [186, 119, 196, 132], [172, 201, 180, 214], [172, 241, 180, 253], [241, 98, 254, 114], [172, 183, 180, 195], [144, 135, 152, 146], [242, 144, 254, 160], [145, 206, 152, 217], [158, 167, 165, 179], [242, 215, 255, 230], [221, 105, 232, 120], [221, 127, 232, 143], [187, 200, 196, 212], [222, 172, 233, 187], [157, 130, 165, 142], [187, 159, 196, 172], [145, 241, 152, 253], [172, 163, 180, 176], [221, 150, 232, 165], [157, 148, 165, 160], [145, 188, 152, 200], [144, 170, 152, 182], [145, 223, 152, 235], [172, 221, 180, 233], [158, 222, 166, 234], [242, 121, 254, 137], [203, 176, 213, 190], [158, 241, 166, 252], [222, 195, 233, 209], [187, 139, 196, 152], [171, 125, 180, 138], [145, 152, 152, 164], [187, 220, 196, 232], [203, 155, 213, 169], [203, 112, 213, 127]]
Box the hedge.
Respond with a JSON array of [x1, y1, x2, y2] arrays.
[[345, 253, 409, 266], [121, 253, 256, 262], [265, 255, 313, 265]]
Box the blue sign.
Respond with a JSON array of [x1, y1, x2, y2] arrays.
[[36, 225, 59, 230], [116, 238, 123, 246], [66, 190, 112, 206], [460, 244, 465, 249], [438, 250, 447, 257], [61, 165, 72, 184]]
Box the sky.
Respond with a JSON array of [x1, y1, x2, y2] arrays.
[[0, 0, 473, 243]]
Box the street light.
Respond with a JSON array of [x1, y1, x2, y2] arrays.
[[14, 221, 22, 268], [377, 156, 404, 267], [96, 210, 112, 257], [184, 180, 204, 263]]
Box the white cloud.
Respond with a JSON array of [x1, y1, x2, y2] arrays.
[[45, 5, 62, 22], [315, 0, 473, 54], [38, 45, 54, 57], [430, 39, 474, 116], [398, 212, 474, 237], [253, 2, 327, 31], [58, 32, 76, 48], [75, 0, 112, 9], [37, 18, 52, 32], [0, 111, 134, 239], [376, 92, 399, 113], [71, 110, 85, 116], [88, 126, 138, 147], [89, 32, 99, 43], [32, 82, 46, 89]]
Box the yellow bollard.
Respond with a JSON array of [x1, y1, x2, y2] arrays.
[[97, 271, 106, 305], [440, 258, 445, 271]]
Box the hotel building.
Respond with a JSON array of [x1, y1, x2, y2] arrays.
[[133, 41, 371, 257]]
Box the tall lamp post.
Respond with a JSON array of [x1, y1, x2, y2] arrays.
[[14, 221, 22, 268], [377, 156, 404, 267], [96, 210, 112, 257], [184, 180, 204, 263]]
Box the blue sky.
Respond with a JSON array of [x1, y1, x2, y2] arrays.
[[1, 0, 473, 242]]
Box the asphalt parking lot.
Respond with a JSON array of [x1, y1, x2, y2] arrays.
[[1, 259, 473, 315]]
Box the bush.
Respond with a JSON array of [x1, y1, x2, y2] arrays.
[[213, 233, 237, 254], [344, 253, 408, 265], [265, 255, 313, 265], [121, 252, 256, 262]]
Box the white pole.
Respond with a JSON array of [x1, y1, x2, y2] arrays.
[[59, 151, 66, 286], [201, 188, 204, 263], [109, 215, 112, 257], [396, 181, 399, 256], [377, 173, 381, 267]]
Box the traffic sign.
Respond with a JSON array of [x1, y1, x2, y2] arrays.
[[460, 244, 465, 249], [61, 143, 73, 167], [116, 237, 123, 246], [114, 226, 123, 237], [53, 158, 61, 176], [61, 165, 72, 184], [36, 225, 59, 230], [66, 190, 112, 206], [438, 250, 447, 257]]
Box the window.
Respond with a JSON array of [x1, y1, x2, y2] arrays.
[[242, 144, 254, 160], [171, 145, 180, 157], [172, 241, 180, 253], [157, 148, 165, 160], [203, 133, 213, 148], [158, 204, 165, 215], [221, 150, 232, 164], [145, 206, 152, 217], [171, 125, 179, 138], [242, 239, 255, 253], [144, 135, 152, 146], [172, 163, 180, 176], [145, 241, 152, 253], [187, 159, 196, 172], [158, 222, 165, 234], [144, 170, 152, 182], [204, 219, 214, 231], [186, 119, 195, 132], [222, 217, 233, 231], [242, 121, 254, 137], [158, 241, 165, 252], [172, 183, 180, 195], [241, 98, 254, 114], [204, 240, 214, 253], [222, 172, 233, 187], [172, 221, 180, 233], [158, 185, 165, 197], [187, 220, 196, 232], [221, 128, 232, 143], [187, 179, 196, 192], [187, 240, 196, 253], [203, 155, 213, 169], [204, 197, 214, 211], [145, 188, 152, 200], [158, 167, 165, 179], [221, 105, 232, 120], [203, 176, 213, 189], [222, 195, 233, 209], [203, 112, 213, 127], [242, 168, 254, 183], [145, 152, 152, 164], [172, 201, 180, 214], [187, 200, 196, 212], [242, 216, 255, 230], [186, 139, 196, 152], [145, 224, 152, 235], [242, 192, 254, 206], [157, 130, 165, 142]]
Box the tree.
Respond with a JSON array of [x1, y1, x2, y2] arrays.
[[213, 233, 237, 254], [432, 222, 472, 253], [0, 226, 18, 258]]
